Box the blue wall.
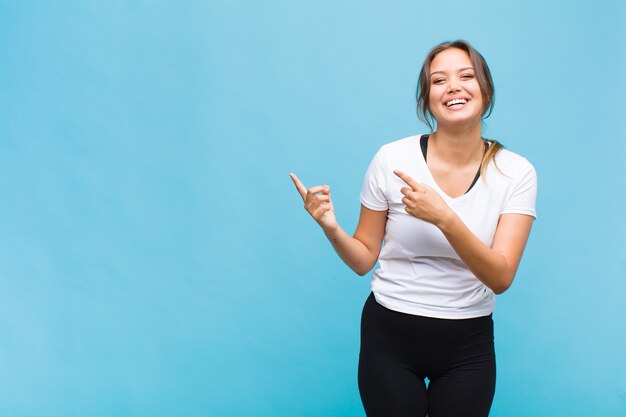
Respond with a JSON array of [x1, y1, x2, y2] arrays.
[[1, 1, 625, 416]]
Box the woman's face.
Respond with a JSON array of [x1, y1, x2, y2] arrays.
[[428, 48, 483, 128]]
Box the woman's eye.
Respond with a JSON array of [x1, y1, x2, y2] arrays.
[[461, 74, 474, 79], [433, 78, 445, 84]]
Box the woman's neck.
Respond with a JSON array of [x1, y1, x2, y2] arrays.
[[429, 122, 484, 167]]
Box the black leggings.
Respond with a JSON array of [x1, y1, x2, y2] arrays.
[[358, 293, 496, 417]]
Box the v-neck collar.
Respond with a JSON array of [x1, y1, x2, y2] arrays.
[[416, 134, 483, 203]]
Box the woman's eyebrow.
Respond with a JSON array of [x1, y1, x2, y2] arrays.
[[429, 67, 475, 76]]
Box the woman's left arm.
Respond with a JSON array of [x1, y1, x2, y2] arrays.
[[394, 170, 534, 294], [439, 212, 533, 294]]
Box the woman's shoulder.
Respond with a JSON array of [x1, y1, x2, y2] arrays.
[[378, 134, 423, 154], [492, 146, 536, 178], [493, 146, 534, 168]]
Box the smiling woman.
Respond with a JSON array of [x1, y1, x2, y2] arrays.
[[417, 40, 495, 129], [428, 49, 484, 126], [416, 40, 502, 177], [289, 40, 537, 417]]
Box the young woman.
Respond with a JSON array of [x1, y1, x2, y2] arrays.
[[289, 40, 537, 417]]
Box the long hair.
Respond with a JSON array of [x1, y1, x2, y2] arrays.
[[416, 40, 502, 175]]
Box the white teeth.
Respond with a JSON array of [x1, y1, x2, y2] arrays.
[[446, 98, 467, 107]]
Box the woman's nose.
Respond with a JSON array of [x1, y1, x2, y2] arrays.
[[447, 80, 460, 93]]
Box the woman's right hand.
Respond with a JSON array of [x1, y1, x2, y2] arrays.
[[289, 173, 338, 232]]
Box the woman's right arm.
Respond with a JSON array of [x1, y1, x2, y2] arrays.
[[290, 173, 387, 276], [325, 204, 387, 276]]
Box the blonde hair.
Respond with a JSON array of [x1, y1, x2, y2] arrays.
[[481, 139, 504, 177]]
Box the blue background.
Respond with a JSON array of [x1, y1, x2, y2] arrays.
[[1, 1, 625, 416]]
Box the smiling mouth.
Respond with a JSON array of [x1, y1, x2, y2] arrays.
[[445, 98, 468, 107]]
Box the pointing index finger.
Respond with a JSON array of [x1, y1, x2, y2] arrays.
[[289, 173, 308, 200], [393, 169, 420, 191]]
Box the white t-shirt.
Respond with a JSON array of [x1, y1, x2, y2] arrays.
[[360, 134, 537, 319]]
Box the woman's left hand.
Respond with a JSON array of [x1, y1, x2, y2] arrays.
[[394, 169, 453, 228]]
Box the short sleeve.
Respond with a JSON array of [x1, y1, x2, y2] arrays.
[[501, 160, 537, 219], [360, 147, 389, 211]]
